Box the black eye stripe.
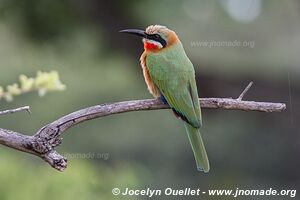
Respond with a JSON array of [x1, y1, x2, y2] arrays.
[[146, 33, 167, 48]]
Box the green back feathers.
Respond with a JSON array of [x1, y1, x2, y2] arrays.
[[146, 43, 202, 128], [145, 39, 209, 172]]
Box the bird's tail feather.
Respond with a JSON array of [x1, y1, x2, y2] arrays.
[[184, 123, 210, 173]]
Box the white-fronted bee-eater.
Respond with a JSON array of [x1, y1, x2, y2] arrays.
[[120, 25, 209, 172]]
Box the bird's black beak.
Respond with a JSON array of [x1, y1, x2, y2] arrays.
[[119, 29, 148, 39], [119, 28, 167, 48]]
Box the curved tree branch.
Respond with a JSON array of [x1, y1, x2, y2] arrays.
[[0, 83, 286, 171]]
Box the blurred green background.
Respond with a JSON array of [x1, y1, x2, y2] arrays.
[[0, 0, 299, 199]]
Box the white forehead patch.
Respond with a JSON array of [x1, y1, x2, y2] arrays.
[[146, 25, 167, 34], [143, 38, 163, 48]]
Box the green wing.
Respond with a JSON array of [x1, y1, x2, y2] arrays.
[[146, 44, 202, 128], [146, 43, 209, 172]]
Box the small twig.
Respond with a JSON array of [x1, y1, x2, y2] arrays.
[[0, 106, 31, 116], [237, 81, 253, 100]]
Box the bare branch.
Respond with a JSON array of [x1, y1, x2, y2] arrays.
[[0, 106, 31, 116], [0, 90, 286, 171]]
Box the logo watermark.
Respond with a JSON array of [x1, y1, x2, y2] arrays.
[[63, 152, 110, 160], [111, 187, 296, 198], [191, 40, 255, 48]]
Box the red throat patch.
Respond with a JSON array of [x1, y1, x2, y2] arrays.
[[144, 42, 159, 51]]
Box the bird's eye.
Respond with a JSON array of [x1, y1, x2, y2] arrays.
[[154, 34, 160, 38]]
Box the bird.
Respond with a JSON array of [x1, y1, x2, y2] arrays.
[[119, 25, 209, 173]]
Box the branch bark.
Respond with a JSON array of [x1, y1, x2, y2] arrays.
[[0, 83, 286, 171]]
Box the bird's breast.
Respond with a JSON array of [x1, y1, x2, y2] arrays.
[[140, 52, 161, 98]]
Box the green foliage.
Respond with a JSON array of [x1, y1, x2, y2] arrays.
[[0, 71, 66, 101], [0, 151, 143, 200]]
